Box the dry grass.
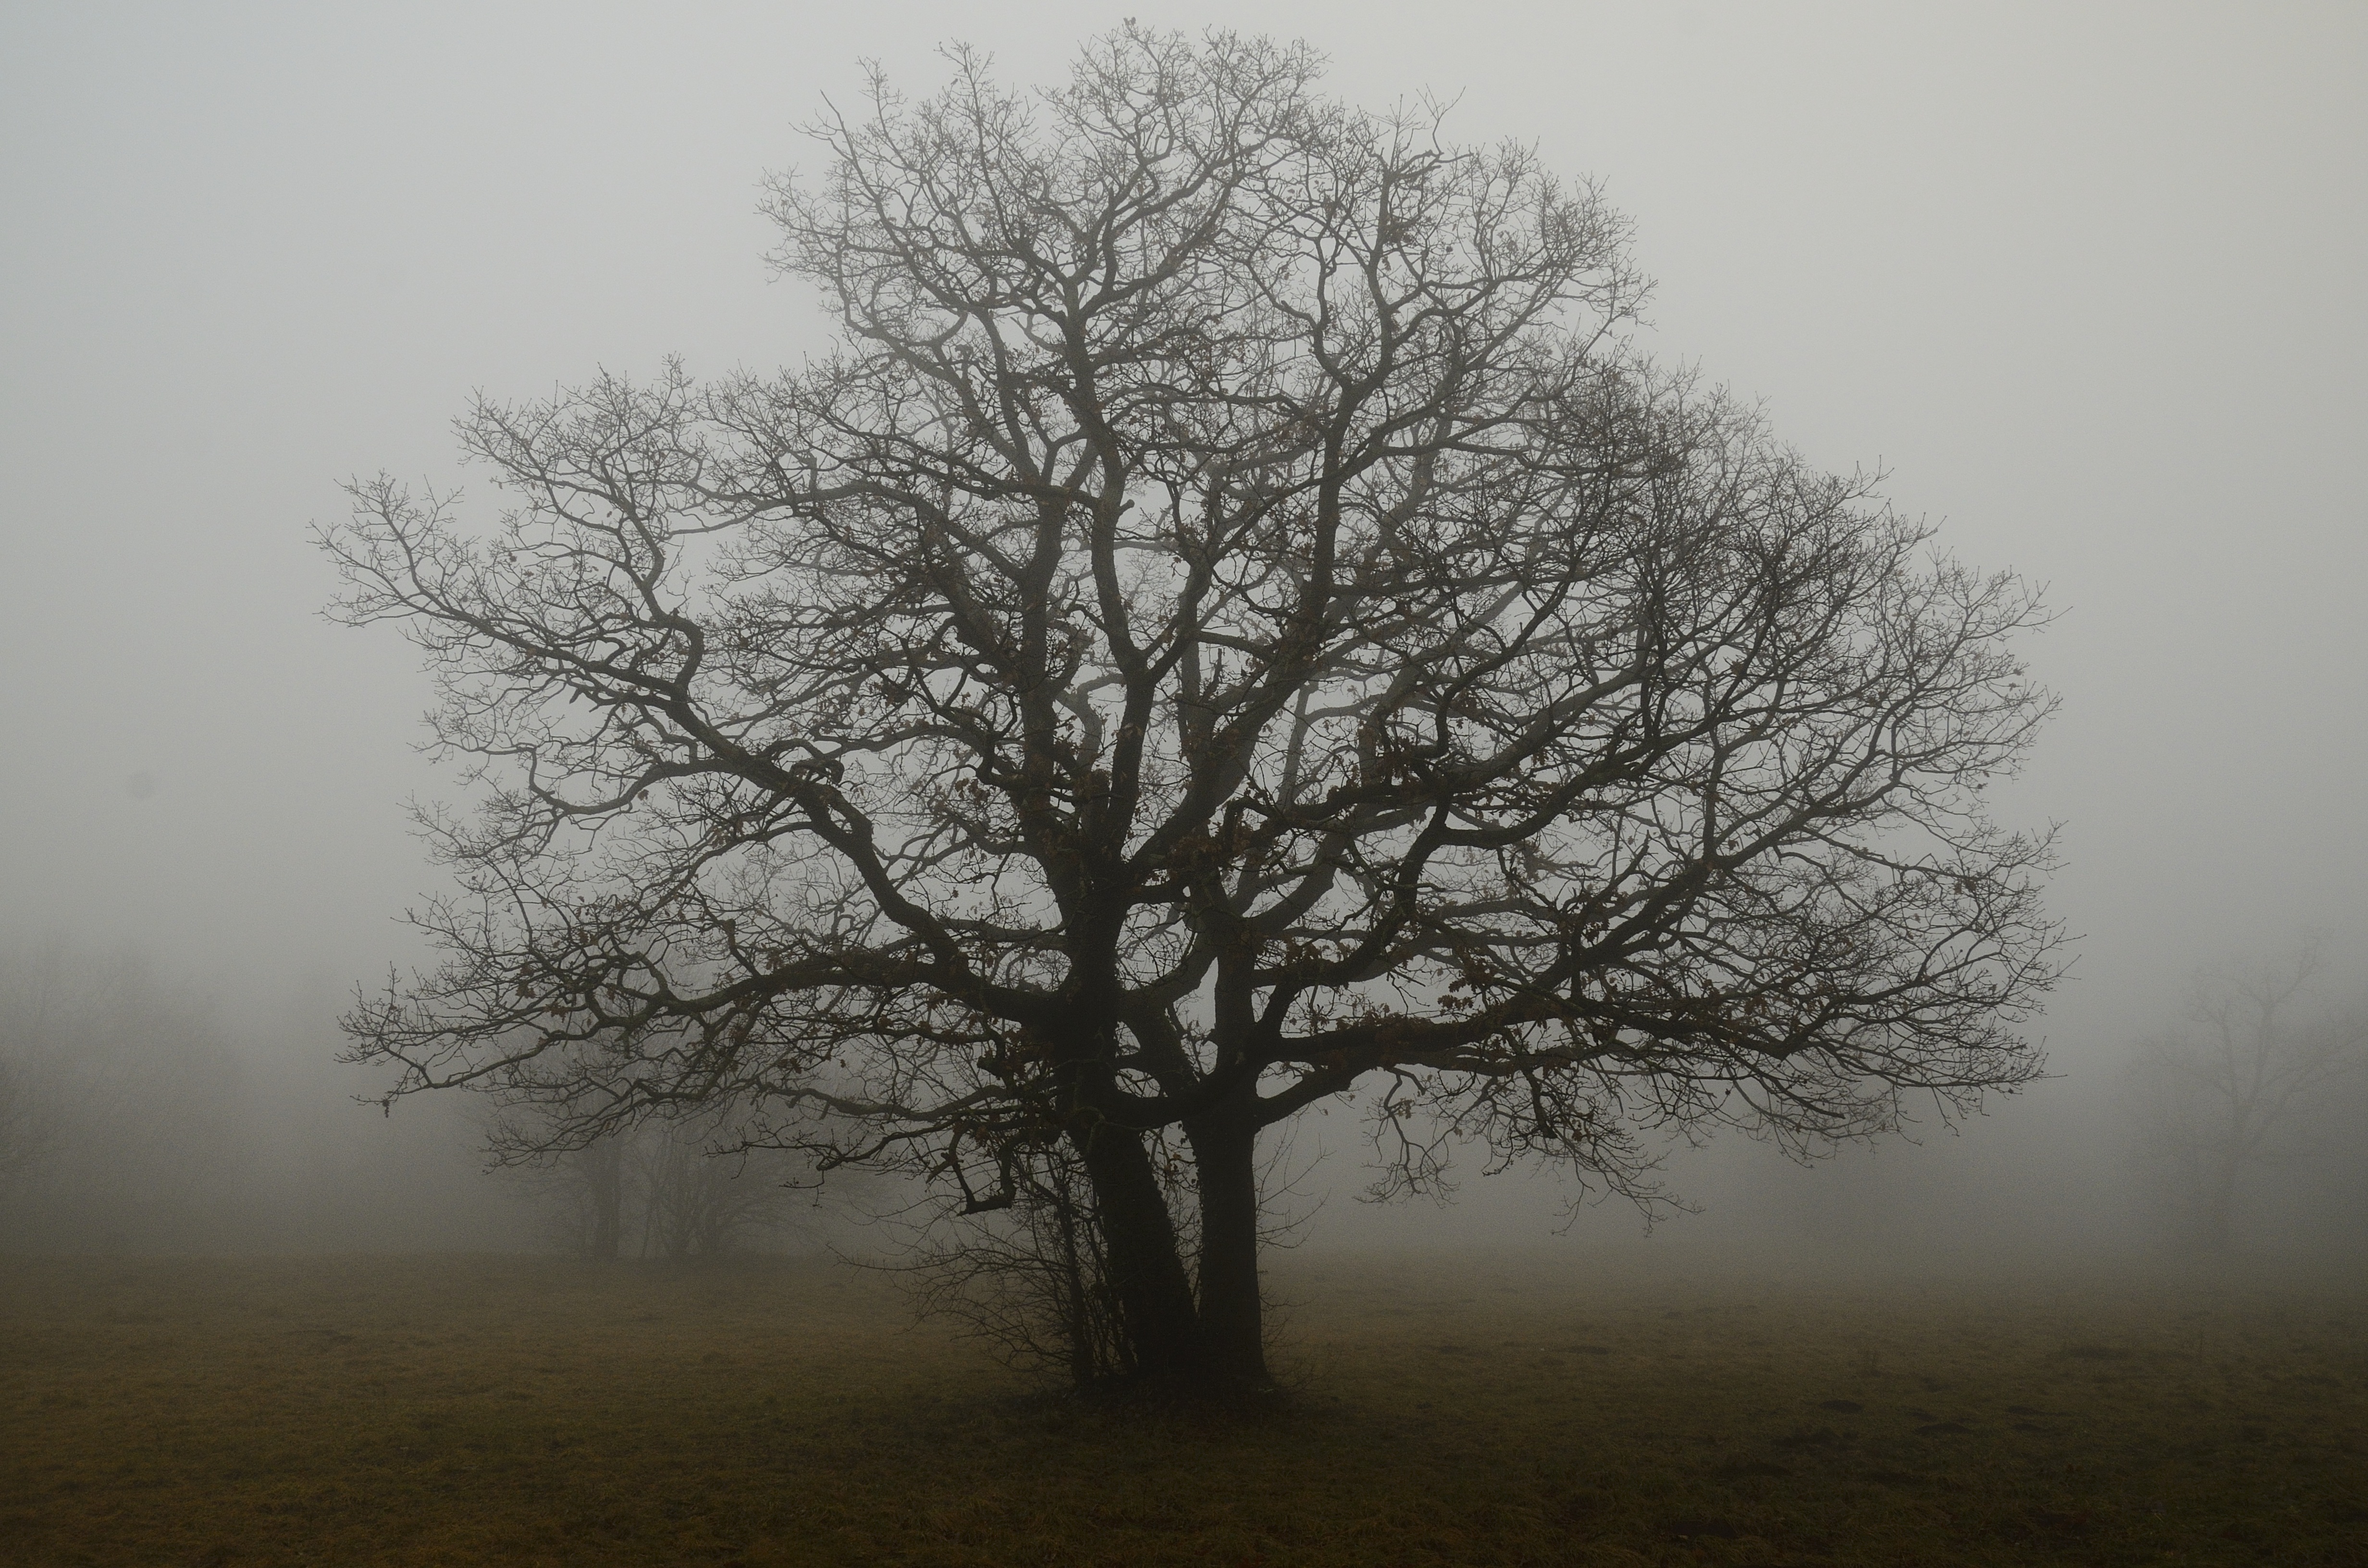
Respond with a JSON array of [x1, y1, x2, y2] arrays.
[[3, 1250, 2363, 1566]]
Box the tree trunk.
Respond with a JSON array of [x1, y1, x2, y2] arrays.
[[1186, 1114, 1269, 1386], [585, 1138, 623, 1262], [1067, 1115, 1205, 1379], [2198, 1156, 2239, 1253]]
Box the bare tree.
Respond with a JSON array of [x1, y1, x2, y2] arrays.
[[499, 1104, 829, 1262], [0, 943, 247, 1251], [515, 1131, 627, 1260], [0, 1055, 50, 1194], [582, 1132, 627, 1260], [2126, 946, 2366, 1253], [629, 1118, 814, 1260], [324, 27, 2061, 1390]]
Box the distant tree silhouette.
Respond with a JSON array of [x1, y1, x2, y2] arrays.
[[325, 26, 2061, 1391], [0, 943, 245, 1251], [2126, 946, 2366, 1252], [0, 1057, 44, 1192], [498, 1106, 824, 1262]]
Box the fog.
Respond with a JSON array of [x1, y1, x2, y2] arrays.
[[3, 2, 2362, 1274]]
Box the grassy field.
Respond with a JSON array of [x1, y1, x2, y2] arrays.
[[3, 1250, 2363, 1566]]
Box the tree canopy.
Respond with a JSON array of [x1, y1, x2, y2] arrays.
[[326, 26, 2061, 1387]]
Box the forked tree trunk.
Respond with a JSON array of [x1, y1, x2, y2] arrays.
[[1066, 1113, 1272, 1391]]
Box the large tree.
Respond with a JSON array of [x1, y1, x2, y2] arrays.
[[326, 28, 2060, 1388]]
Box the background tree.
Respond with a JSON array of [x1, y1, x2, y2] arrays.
[[325, 27, 2061, 1390], [628, 1117, 812, 1261], [516, 1131, 628, 1261], [495, 1104, 829, 1262], [0, 942, 247, 1252], [2124, 945, 2366, 1253], [0, 1056, 49, 1196]]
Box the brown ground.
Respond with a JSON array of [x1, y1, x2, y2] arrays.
[[3, 1250, 2363, 1565]]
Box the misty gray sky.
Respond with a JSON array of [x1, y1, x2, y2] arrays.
[[3, 0, 2362, 1102]]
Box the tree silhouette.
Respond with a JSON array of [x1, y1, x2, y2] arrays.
[[325, 26, 2061, 1389], [2126, 947, 2365, 1252]]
